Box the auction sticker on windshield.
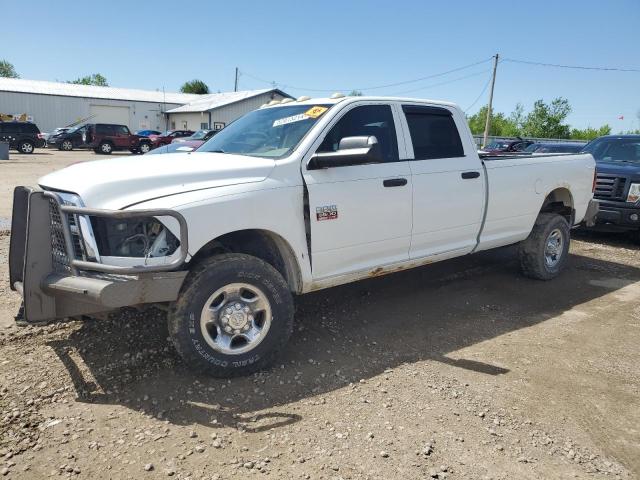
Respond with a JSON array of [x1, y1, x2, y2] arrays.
[[273, 114, 308, 127], [304, 106, 328, 118]]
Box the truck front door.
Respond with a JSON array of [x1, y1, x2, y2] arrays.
[[399, 104, 485, 258], [302, 103, 412, 279]]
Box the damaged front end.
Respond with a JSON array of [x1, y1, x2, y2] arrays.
[[9, 187, 190, 324]]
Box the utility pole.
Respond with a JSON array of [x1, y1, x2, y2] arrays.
[[234, 67, 239, 92], [482, 53, 499, 149]]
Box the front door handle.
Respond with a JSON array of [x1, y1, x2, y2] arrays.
[[461, 171, 480, 179], [383, 178, 408, 187]]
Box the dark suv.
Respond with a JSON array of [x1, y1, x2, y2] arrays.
[[0, 121, 45, 154], [582, 135, 640, 241], [52, 123, 153, 154]]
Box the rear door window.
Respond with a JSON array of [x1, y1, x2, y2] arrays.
[[402, 105, 464, 160]]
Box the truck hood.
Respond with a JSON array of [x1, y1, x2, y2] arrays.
[[38, 151, 275, 209], [596, 160, 640, 177]]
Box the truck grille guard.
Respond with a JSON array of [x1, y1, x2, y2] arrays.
[[43, 190, 189, 275], [10, 187, 190, 324]]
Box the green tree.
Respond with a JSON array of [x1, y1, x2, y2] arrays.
[[348, 90, 363, 96], [570, 125, 611, 140], [180, 79, 210, 94], [467, 105, 519, 136], [521, 98, 572, 138], [0, 59, 19, 78], [69, 74, 109, 86]]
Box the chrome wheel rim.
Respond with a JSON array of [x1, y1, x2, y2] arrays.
[[200, 283, 272, 355], [140, 143, 150, 153], [544, 228, 564, 268], [101, 143, 111, 153], [22, 143, 33, 153], [63, 141, 72, 150]]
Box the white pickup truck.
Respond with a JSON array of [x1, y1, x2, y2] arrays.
[[9, 95, 598, 376]]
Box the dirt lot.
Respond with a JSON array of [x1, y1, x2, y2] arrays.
[[0, 149, 639, 479]]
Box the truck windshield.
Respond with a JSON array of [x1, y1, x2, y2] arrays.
[[581, 138, 640, 163], [199, 104, 331, 159]]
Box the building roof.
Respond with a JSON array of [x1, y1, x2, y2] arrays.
[[165, 89, 292, 113], [0, 77, 201, 104]]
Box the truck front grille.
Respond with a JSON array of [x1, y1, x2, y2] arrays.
[[594, 174, 627, 201], [48, 198, 86, 273]]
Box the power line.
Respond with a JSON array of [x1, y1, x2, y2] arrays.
[[503, 57, 640, 73], [388, 69, 492, 96], [239, 57, 494, 93], [464, 72, 493, 112]]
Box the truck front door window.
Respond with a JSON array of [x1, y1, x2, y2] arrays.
[[317, 105, 399, 163]]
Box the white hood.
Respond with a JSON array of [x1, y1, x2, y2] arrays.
[[38, 151, 275, 209]]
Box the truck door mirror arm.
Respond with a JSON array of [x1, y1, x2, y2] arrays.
[[307, 135, 383, 170]]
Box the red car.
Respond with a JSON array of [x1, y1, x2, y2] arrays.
[[148, 130, 194, 148]]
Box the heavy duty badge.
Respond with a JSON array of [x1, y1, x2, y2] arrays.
[[316, 205, 338, 221]]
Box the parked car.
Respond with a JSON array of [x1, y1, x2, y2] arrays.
[[524, 142, 587, 154], [481, 138, 534, 154], [135, 129, 162, 137], [145, 143, 197, 155], [581, 135, 640, 241], [149, 130, 194, 148], [0, 121, 45, 154], [52, 123, 153, 154], [10, 96, 598, 377], [42, 127, 71, 144], [171, 129, 217, 147]]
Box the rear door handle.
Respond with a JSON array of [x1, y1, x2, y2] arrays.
[[461, 171, 480, 179], [383, 178, 408, 187]]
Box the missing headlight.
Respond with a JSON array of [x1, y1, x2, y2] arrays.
[[90, 217, 179, 258]]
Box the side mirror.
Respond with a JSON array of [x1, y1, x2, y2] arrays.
[[308, 136, 382, 170]]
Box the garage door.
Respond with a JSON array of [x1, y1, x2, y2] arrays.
[[89, 105, 130, 127]]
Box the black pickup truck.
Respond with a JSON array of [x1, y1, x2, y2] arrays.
[[583, 135, 640, 241]]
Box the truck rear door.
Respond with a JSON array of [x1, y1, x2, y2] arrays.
[[399, 104, 485, 258], [302, 102, 412, 279]]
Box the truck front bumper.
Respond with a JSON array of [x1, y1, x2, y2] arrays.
[[9, 187, 189, 324], [591, 199, 640, 231]]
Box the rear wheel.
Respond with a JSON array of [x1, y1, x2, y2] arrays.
[[61, 140, 73, 151], [18, 140, 35, 154], [98, 141, 113, 154], [168, 254, 294, 377], [519, 213, 570, 280]]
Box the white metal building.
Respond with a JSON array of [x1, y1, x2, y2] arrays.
[[0, 78, 200, 133], [0, 78, 291, 134], [165, 89, 292, 131]]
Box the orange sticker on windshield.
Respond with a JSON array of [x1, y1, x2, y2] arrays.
[[304, 106, 328, 118]]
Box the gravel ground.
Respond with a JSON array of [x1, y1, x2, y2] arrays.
[[0, 150, 639, 479]]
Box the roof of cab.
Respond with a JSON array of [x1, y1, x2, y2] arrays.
[[262, 95, 458, 109]]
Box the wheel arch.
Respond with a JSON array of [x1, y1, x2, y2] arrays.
[[188, 229, 303, 294], [540, 187, 574, 225]]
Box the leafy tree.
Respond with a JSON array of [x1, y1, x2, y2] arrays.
[[0, 60, 19, 78], [69, 74, 108, 86], [570, 125, 611, 140], [520, 98, 572, 138], [180, 79, 210, 94], [348, 90, 363, 96], [467, 106, 518, 136]]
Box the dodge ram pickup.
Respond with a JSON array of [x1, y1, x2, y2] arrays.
[[9, 95, 599, 377]]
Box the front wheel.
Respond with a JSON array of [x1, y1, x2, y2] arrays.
[[168, 253, 295, 377], [60, 140, 73, 151], [519, 213, 570, 280], [138, 142, 151, 154]]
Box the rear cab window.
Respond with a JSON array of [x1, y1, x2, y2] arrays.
[[402, 105, 464, 160]]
